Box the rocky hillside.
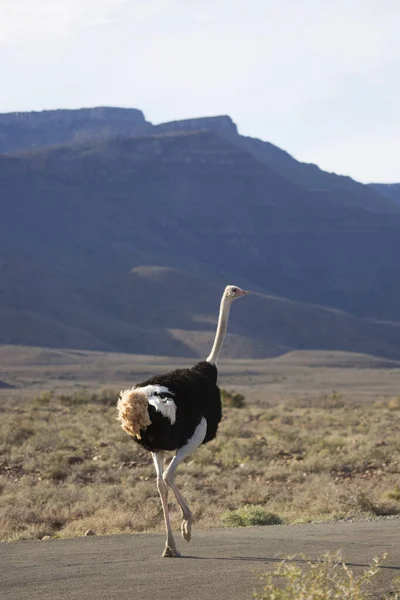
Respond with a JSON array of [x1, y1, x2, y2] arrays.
[[1, 108, 400, 358], [1, 108, 396, 214], [369, 183, 400, 205], [0, 107, 152, 154]]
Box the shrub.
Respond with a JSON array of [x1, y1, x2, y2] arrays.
[[221, 389, 246, 408], [33, 391, 53, 406], [388, 396, 400, 411], [221, 505, 282, 527], [45, 467, 69, 482], [386, 486, 400, 501], [58, 388, 117, 406], [6, 425, 35, 446], [254, 551, 394, 600]]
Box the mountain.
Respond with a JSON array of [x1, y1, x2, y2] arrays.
[[369, 183, 400, 205], [0, 107, 152, 154], [153, 116, 396, 214], [1, 108, 400, 359], [1, 108, 397, 214]]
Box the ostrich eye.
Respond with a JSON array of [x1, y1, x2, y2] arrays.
[[232, 287, 238, 293]]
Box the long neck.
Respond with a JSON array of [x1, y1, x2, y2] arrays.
[[206, 295, 232, 365]]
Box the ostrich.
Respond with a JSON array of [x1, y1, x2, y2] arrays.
[[117, 285, 249, 557]]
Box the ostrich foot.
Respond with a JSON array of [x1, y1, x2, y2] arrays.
[[162, 544, 181, 558], [181, 515, 192, 542]]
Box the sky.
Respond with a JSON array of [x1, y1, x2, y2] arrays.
[[1, 0, 399, 183]]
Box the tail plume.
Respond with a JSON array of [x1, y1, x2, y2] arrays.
[[117, 389, 151, 439]]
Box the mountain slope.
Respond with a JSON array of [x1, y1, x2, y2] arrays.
[[2, 256, 400, 358], [148, 115, 399, 213], [369, 183, 400, 205], [1, 108, 397, 215], [4, 131, 400, 318], [2, 129, 400, 358]]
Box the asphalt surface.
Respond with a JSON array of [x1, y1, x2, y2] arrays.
[[1, 520, 399, 600]]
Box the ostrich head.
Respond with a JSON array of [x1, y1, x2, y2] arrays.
[[224, 285, 249, 300]]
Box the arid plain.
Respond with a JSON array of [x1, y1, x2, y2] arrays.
[[1, 345, 400, 543]]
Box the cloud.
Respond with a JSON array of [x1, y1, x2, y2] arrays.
[[0, 0, 118, 43], [0, 0, 399, 181]]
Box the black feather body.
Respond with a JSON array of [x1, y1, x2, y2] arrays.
[[135, 361, 221, 453]]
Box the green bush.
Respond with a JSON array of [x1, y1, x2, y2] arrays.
[[386, 486, 400, 501], [33, 391, 53, 406], [221, 505, 282, 527]]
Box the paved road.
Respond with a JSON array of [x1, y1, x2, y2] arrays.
[[1, 520, 399, 600]]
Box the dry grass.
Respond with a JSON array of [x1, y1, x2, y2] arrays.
[[1, 386, 400, 541], [255, 551, 400, 600]]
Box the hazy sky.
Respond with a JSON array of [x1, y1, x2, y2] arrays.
[[1, 0, 399, 182]]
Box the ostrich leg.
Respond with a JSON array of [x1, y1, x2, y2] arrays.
[[163, 418, 207, 544], [152, 451, 180, 557]]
